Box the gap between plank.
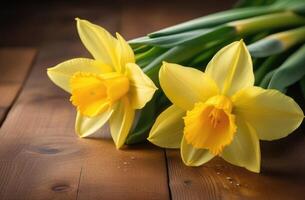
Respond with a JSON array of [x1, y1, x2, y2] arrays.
[[164, 149, 173, 200], [76, 167, 83, 200]]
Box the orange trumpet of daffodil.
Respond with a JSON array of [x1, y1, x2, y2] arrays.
[[148, 40, 303, 172]]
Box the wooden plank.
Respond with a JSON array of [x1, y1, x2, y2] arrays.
[[121, 2, 243, 199], [165, 79, 305, 199], [75, 3, 170, 199], [77, 143, 169, 200], [0, 27, 169, 200], [0, 2, 171, 197], [166, 131, 305, 200], [134, 1, 305, 199], [0, 43, 84, 200], [0, 48, 36, 125]]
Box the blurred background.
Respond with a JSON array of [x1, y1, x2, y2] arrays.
[[0, 0, 236, 46]]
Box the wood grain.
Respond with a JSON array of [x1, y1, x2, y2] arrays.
[[75, 3, 172, 199], [0, 3, 173, 199], [0, 48, 36, 125], [77, 143, 169, 200], [166, 91, 305, 200], [0, 44, 168, 199], [4, 1, 305, 200]]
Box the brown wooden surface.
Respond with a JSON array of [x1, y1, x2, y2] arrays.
[[2, 1, 305, 200], [0, 48, 36, 125], [0, 42, 169, 199]]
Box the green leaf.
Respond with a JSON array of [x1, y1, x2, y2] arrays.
[[136, 47, 167, 68], [188, 37, 237, 67], [149, 6, 279, 37], [230, 12, 305, 36], [246, 31, 270, 44], [268, 44, 305, 91], [129, 29, 210, 48], [235, 0, 276, 8], [133, 45, 152, 54], [143, 26, 237, 84], [259, 69, 276, 88], [253, 51, 294, 84], [254, 55, 279, 84], [248, 26, 305, 57], [188, 47, 218, 67]]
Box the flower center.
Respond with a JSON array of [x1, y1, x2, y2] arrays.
[[183, 95, 237, 155], [70, 72, 129, 117]]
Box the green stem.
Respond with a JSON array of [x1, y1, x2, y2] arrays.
[[274, 26, 305, 48], [133, 45, 152, 54], [268, 43, 305, 91], [254, 54, 282, 84], [130, 29, 209, 48], [143, 27, 236, 84], [149, 6, 280, 37], [248, 26, 305, 57], [136, 47, 167, 68], [230, 11, 305, 36], [259, 69, 276, 88]]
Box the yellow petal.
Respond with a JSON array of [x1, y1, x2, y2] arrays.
[[116, 33, 135, 73], [159, 62, 219, 111], [47, 58, 112, 93], [221, 117, 260, 173], [148, 105, 184, 149], [109, 97, 135, 149], [75, 109, 114, 138], [181, 136, 215, 166], [126, 63, 158, 109], [205, 40, 254, 96], [232, 86, 304, 140], [76, 18, 119, 69]]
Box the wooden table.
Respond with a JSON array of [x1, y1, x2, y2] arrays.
[[1, 1, 305, 199]]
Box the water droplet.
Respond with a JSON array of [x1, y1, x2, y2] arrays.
[[226, 177, 232, 181], [123, 161, 128, 165], [236, 183, 240, 187], [131, 156, 135, 160], [216, 172, 220, 175]]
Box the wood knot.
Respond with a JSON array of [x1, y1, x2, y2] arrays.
[[37, 147, 61, 154], [26, 137, 84, 157], [51, 184, 70, 192], [183, 180, 192, 186]]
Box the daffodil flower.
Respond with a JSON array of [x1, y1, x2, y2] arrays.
[[148, 40, 303, 172], [47, 19, 157, 148]]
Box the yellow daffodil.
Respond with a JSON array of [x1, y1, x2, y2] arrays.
[[148, 40, 304, 172], [47, 18, 157, 148]]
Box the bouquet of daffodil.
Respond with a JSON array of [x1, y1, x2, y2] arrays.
[[47, 0, 305, 173]]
